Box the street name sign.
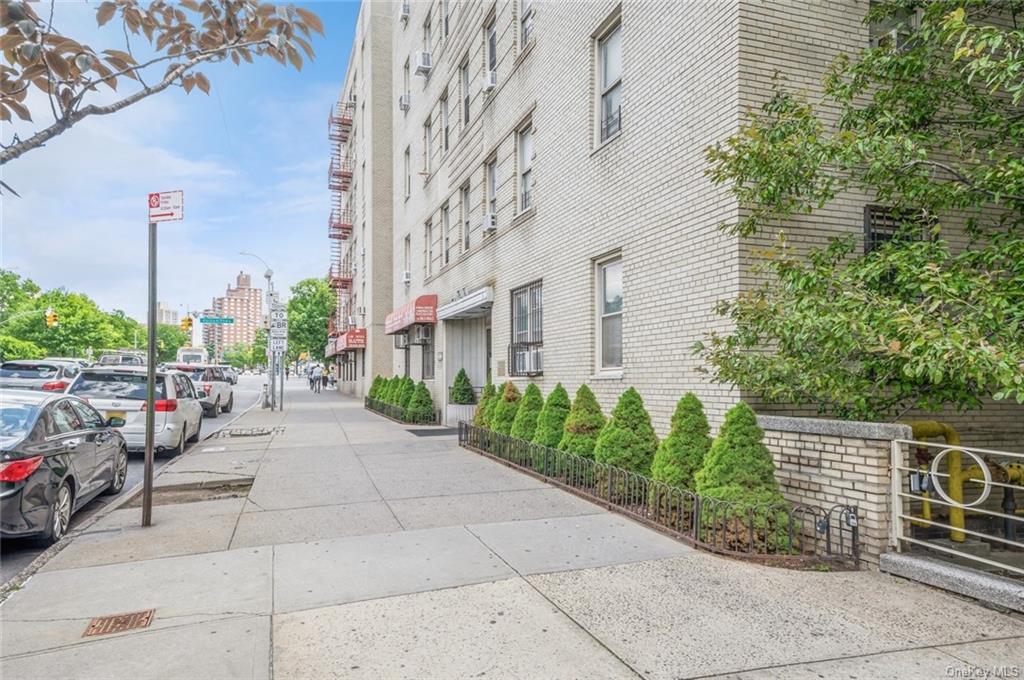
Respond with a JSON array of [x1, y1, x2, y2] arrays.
[[148, 190, 184, 222], [199, 317, 234, 324]]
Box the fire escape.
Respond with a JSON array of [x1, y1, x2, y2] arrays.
[[327, 100, 355, 338]]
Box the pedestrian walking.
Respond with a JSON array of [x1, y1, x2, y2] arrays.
[[285, 366, 290, 380], [312, 363, 323, 394], [307, 364, 316, 391]]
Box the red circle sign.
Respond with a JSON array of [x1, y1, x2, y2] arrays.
[[148, 193, 160, 208]]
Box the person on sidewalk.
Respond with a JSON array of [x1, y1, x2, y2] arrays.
[[307, 363, 316, 391], [311, 363, 323, 393]]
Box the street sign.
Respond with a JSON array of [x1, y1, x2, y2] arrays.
[[147, 190, 184, 222], [269, 337, 287, 353], [199, 316, 235, 324]]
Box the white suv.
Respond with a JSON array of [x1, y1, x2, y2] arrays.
[[66, 367, 205, 455], [168, 364, 234, 417]]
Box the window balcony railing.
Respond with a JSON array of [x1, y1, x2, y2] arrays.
[[508, 341, 543, 377]]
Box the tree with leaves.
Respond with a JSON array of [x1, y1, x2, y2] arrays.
[[651, 393, 711, 491], [1, 0, 323, 167], [532, 383, 571, 448], [490, 381, 521, 435], [450, 368, 475, 404], [405, 381, 435, 422], [287, 278, 334, 363], [510, 383, 543, 441], [593, 388, 658, 475], [156, 323, 189, 362], [557, 384, 605, 459], [473, 381, 496, 427], [697, 0, 1024, 422]]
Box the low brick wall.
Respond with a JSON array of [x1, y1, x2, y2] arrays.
[[758, 415, 911, 568]]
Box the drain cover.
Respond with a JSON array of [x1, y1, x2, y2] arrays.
[[212, 426, 285, 439], [83, 609, 155, 637]]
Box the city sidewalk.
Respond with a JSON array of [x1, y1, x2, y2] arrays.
[[1, 380, 1020, 679]]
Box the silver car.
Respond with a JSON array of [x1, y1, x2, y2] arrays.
[[0, 360, 81, 392], [65, 367, 205, 455]]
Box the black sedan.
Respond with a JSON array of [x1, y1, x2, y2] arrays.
[[1, 390, 128, 545]]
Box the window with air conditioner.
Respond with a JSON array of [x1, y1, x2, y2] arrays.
[[415, 51, 432, 76], [518, 123, 534, 212], [596, 255, 622, 370], [509, 280, 542, 377], [597, 20, 622, 142]]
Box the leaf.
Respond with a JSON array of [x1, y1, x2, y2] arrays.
[[182, 75, 194, 93], [96, 2, 117, 27], [43, 50, 71, 80], [0, 103, 10, 121], [194, 71, 209, 94], [286, 44, 302, 71], [179, 0, 201, 11], [294, 7, 324, 35], [6, 99, 30, 121], [102, 49, 137, 65]]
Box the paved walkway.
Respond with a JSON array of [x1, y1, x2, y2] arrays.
[[1, 381, 1020, 679]]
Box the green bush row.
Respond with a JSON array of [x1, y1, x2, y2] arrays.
[[368, 375, 435, 423]]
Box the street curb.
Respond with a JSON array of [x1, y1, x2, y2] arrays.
[[0, 395, 262, 603]]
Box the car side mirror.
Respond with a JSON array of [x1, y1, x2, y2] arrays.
[[196, 390, 208, 399], [107, 416, 126, 428]]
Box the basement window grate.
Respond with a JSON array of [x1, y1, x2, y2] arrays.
[[83, 609, 155, 637]]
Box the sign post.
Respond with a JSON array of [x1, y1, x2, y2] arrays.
[[142, 191, 183, 528], [270, 303, 287, 410]]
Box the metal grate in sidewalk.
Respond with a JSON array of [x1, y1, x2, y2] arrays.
[[83, 609, 155, 637]]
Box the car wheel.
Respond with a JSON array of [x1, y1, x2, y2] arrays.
[[103, 447, 128, 496], [187, 416, 202, 443], [223, 395, 233, 414], [41, 481, 73, 547], [167, 430, 185, 457], [211, 398, 221, 418]]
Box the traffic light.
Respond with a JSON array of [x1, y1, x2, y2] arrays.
[[180, 317, 193, 332], [44, 308, 58, 328]]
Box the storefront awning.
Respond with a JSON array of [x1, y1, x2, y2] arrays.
[[385, 294, 437, 334], [336, 328, 367, 351], [437, 286, 494, 321]]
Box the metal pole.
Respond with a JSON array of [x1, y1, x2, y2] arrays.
[[279, 347, 284, 408], [142, 221, 157, 527], [267, 275, 276, 411]]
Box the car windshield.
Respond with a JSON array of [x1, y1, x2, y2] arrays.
[[0, 402, 40, 442], [68, 373, 167, 400], [0, 363, 59, 378]]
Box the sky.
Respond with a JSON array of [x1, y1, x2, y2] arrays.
[[1, 0, 361, 321]]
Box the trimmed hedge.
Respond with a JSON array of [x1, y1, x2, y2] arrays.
[[397, 376, 415, 409], [532, 383, 570, 448], [651, 393, 711, 491], [405, 381, 435, 421], [593, 387, 658, 475], [557, 384, 605, 459], [450, 368, 475, 404], [510, 383, 543, 441], [473, 381, 496, 427], [490, 381, 521, 435]]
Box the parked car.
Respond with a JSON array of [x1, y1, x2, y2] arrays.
[[217, 365, 239, 385], [0, 360, 81, 392], [44, 357, 92, 369], [0, 390, 128, 545], [164, 364, 233, 417], [66, 367, 204, 455], [97, 353, 144, 366]]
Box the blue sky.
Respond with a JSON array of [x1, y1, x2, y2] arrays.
[[2, 0, 360, 321]]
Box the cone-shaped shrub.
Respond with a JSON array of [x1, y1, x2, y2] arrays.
[[369, 376, 383, 399], [532, 383, 571, 448], [397, 376, 415, 409], [483, 385, 501, 426], [557, 384, 605, 459], [405, 381, 435, 422], [695, 401, 790, 552], [651, 393, 711, 490], [385, 376, 401, 403], [450, 368, 475, 405], [510, 383, 543, 441], [473, 381, 496, 427], [593, 388, 658, 475], [490, 381, 521, 435]]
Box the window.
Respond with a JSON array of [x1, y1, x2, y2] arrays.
[[403, 58, 410, 99], [425, 219, 434, 276], [51, 400, 83, 434], [486, 20, 497, 73], [460, 58, 470, 126], [403, 234, 411, 278], [509, 281, 542, 376], [460, 183, 471, 250], [441, 92, 450, 151], [423, 14, 432, 52], [403, 146, 411, 197], [423, 117, 432, 173], [70, 400, 103, 429], [520, 0, 534, 46], [485, 160, 497, 215], [598, 21, 622, 142], [518, 123, 534, 212], [443, 0, 450, 38], [442, 203, 451, 265], [422, 337, 435, 380], [597, 257, 623, 370], [863, 204, 929, 253], [868, 2, 920, 50]]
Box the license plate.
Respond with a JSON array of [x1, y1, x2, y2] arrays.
[[106, 411, 126, 421]]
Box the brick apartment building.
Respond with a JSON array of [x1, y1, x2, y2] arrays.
[[205, 271, 263, 361], [326, 0, 1022, 448]]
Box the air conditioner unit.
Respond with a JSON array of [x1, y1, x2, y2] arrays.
[[398, 93, 410, 112], [358, 306, 366, 315], [401, 270, 412, 284], [399, 2, 410, 23], [410, 324, 432, 345], [482, 70, 497, 93], [414, 51, 432, 76], [394, 333, 409, 349], [347, 92, 357, 104], [525, 347, 542, 374], [347, 315, 356, 326], [482, 212, 497, 236]]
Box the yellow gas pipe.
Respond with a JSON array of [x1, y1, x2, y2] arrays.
[[904, 421, 966, 542]]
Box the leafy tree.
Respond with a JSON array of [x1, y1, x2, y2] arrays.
[[450, 368, 475, 404], [557, 384, 605, 459], [156, 323, 189, 363], [249, 328, 267, 368], [0, 269, 40, 322], [698, 0, 1024, 421], [221, 342, 250, 369], [287, 278, 334, 362], [384, 376, 401, 403], [650, 393, 712, 491], [0, 334, 43, 360], [368, 375, 383, 399], [405, 381, 435, 422], [397, 376, 415, 409], [483, 384, 502, 425], [490, 381, 521, 435], [593, 387, 658, 475], [1, 1, 323, 166], [473, 381, 496, 427], [5, 289, 119, 356], [105, 310, 143, 350], [510, 383, 543, 441], [532, 383, 571, 448]]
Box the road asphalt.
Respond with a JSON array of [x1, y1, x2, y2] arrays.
[[0, 380, 1020, 679]]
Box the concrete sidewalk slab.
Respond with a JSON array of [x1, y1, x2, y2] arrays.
[[526, 554, 1024, 679], [725, 647, 977, 680], [365, 456, 547, 500], [388, 488, 603, 530], [0, 615, 271, 680], [272, 578, 636, 680], [40, 498, 245, 571], [352, 439, 459, 456], [468, 513, 692, 575], [272, 526, 514, 613], [1, 547, 272, 657], [230, 500, 402, 548], [937, 637, 1024, 670], [246, 470, 382, 509]]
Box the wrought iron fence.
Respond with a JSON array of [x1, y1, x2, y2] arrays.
[[365, 397, 440, 425], [459, 422, 859, 567]]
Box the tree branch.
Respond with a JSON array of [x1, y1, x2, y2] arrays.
[[902, 159, 1024, 202]]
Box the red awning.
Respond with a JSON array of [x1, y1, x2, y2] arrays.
[[336, 328, 367, 351], [385, 294, 437, 334]]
